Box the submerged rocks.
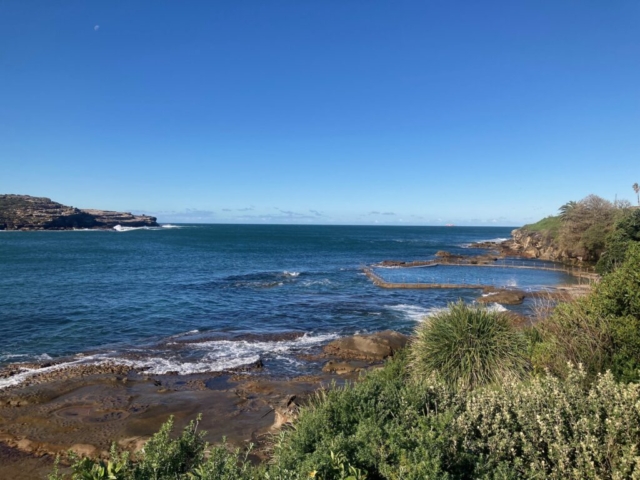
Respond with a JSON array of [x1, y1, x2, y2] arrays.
[[477, 289, 526, 305], [323, 330, 409, 361], [0, 194, 157, 230]]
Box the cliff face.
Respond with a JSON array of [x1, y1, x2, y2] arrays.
[[503, 228, 587, 264], [0, 195, 158, 230]]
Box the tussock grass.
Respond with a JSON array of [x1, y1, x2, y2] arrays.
[[411, 301, 528, 390]]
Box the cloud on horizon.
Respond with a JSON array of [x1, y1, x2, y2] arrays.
[[368, 211, 395, 216]]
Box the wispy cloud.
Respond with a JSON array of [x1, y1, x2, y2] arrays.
[[368, 211, 395, 216], [149, 208, 217, 222]]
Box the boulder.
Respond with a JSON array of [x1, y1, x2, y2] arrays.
[[69, 444, 97, 457], [323, 330, 409, 360], [321, 361, 361, 374]]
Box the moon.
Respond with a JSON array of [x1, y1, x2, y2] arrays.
[[94, 25, 100, 31]]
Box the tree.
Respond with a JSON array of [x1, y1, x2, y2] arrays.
[[558, 195, 617, 261], [558, 200, 577, 221], [633, 182, 639, 206]]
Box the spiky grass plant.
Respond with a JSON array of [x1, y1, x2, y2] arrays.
[[411, 301, 528, 390]]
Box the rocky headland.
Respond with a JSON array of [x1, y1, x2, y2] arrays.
[[0, 195, 157, 230], [470, 228, 588, 264]]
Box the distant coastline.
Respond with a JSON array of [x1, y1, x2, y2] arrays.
[[0, 194, 157, 231]]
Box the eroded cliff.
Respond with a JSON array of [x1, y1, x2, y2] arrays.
[[0, 195, 158, 230]]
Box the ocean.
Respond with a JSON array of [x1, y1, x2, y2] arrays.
[[0, 225, 574, 387]]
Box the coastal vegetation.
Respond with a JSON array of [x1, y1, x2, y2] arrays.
[[516, 193, 639, 267], [410, 301, 528, 390], [49, 192, 640, 479]]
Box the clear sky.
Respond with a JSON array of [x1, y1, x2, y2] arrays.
[[1, 1, 639, 226]]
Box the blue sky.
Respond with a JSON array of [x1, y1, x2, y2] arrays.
[[1, 1, 639, 226]]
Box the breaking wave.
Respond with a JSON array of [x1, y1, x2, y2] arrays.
[[0, 333, 339, 390], [386, 304, 446, 322]]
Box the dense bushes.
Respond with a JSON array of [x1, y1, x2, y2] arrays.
[[454, 367, 640, 479], [54, 354, 640, 479], [596, 207, 640, 274], [531, 242, 640, 382], [557, 195, 618, 261], [49, 417, 258, 480]]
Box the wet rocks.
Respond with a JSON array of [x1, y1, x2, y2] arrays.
[[435, 251, 464, 260], [69, 444, 97, 458], [477, 289, 526, 305], [323, 330, 409, 361], [321, 361, 362, 375]]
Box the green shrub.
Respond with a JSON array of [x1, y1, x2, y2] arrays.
[[49, 416, 260, 480], [521, 215, 562, 236], [454, 366, 640, 479], [593, 241, 640, 319], [271, 351, 456, 478], [532, 242, 640, 383], [596, 208, 640, 274], [410, 301, 528, 390], [530, 298, 613, 380], [51, 355, 640, 479]]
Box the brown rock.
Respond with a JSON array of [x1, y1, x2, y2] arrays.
[[323, 330, 409, 360], [0, 194, 157, 230], [15, 439, 33, 453], [69, 444, 97, 457], [321, 361, 361, 374], [477, 290, 526, 305]]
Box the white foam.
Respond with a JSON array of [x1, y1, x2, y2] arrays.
[[486, 303, 508, 313], [0, 353, 29, 361], [0, 354, 110, 390], [113, 225, 151, 232], [161, 224, 182, 229], [387, 304, 445, 322], [0, 333, 340, 389], [117, 333, 340, 375], [479, 237, 509, 243], [283, 271, 300, 277], [113, 225, 173, 232], [300, 279, 331, 287]]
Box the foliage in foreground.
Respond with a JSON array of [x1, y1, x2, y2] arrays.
[[410, 301, 528, 390], [531, 241, 640, 382], [53, 354, 640, 480]]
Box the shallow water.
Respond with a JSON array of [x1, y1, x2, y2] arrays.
[[0, 225, 571, 384]]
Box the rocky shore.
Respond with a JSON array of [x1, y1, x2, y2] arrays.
[[0, 331, 409, 479], [0, 194, 157, 230], [471, 229, 591, 264]]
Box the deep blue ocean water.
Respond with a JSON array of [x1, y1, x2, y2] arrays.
[[0, 225, 574, 386]]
